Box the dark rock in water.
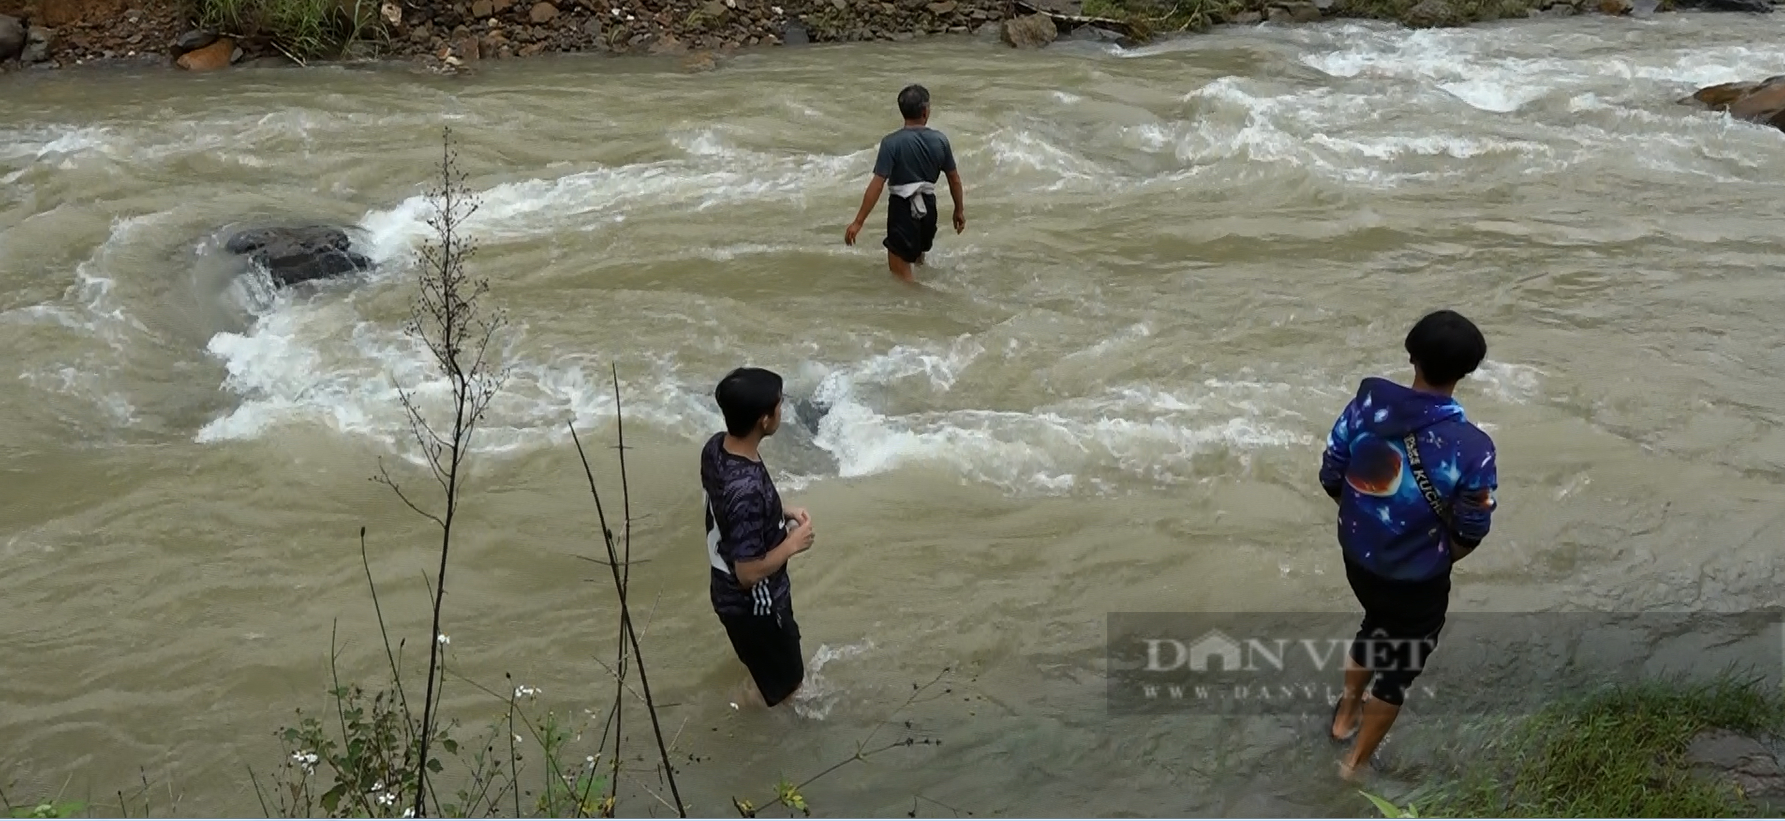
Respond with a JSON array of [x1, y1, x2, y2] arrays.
[[0, 14, 23, 63], [1629, 0, 1659, 15], [782, 18, 810, 43], [1063, 23, 1122, 41], [224, 226, 373, 287], [1676, 0, 1771, 10], [1268, 1, 1324, 22], [791, 396, 830, 435], [173, 29, 218, 54]]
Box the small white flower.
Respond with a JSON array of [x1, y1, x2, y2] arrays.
[[436, 634, 450, 646], [402, 810, 416, 819], [585, 755, 596, 765], [514, 685, 540, 700], [513, 734, 524, 745], [289, 751, 319, 774], [371, 781, 385, 793]]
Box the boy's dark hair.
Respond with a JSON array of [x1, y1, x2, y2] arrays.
[[898, 84, 930, 120], [1405, 310, 1487, 386], [715, 367, 783, 437]]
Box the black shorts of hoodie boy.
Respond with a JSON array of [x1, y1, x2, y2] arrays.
[[719, 605, 803, 706]]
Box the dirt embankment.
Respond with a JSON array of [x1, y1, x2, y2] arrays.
[[0, 0, 1778, 71]]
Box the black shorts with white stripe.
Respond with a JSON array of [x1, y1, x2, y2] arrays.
[[719, 607, 804, 707]]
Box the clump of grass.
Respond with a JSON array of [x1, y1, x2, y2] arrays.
[[187, 0, 382, 61], [1415, 675, 1785, 818]]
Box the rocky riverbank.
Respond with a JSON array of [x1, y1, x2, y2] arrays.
[[0, 0, 1777, 73]]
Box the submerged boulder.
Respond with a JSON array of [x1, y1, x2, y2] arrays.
[[224, 226, 373, 287], [1683, 75, 1785, 132]]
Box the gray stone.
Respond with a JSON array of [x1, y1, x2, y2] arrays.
[[1629, 0, 1659, 13], [0, 14, 22, 62], [1000, 12, 1057, 47], [782, 19, 810, 43], [582, 16, 602, 37], [1678, 0, 1771, 10], [230, 46, 243, 62], [974, 20, 1000, 37], [173, 29, 217, 52], [1268, 1, 1323, 21], [223, 226, 373, 287], [1402, 0, 1462, 25], [1687, 730, 1785, 798], [1230, 9, 1264, 21], [1063, 23, 1122, 40], [21, 26, 50, 63]]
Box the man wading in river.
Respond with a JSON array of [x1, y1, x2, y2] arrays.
[[844, 84, 966, 284], [701, 367, 816, 708], [1317, 310, 1499, 781]]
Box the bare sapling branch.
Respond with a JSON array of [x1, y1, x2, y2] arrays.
[[567, 370, 686, 818], [370, 124, 511, 819]]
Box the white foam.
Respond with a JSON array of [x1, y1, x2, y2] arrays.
[[791, 640, 873, 721], [800, 342, 1318, 494], [357, 143, 869, 265]]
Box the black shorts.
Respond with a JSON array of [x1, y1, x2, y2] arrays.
[[884, 193, 938, 264], [1344, 556, 1449, 706], [719, 608, 804, 706]]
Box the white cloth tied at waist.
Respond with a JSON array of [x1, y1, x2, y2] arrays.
[[889, 181, 937, 218]]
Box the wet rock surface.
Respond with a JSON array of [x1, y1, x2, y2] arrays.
[[1685, 75, 1785, 132], [223, 226, 373, 288]]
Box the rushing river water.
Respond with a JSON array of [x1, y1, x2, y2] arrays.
[[5, 13, 1785, 816]]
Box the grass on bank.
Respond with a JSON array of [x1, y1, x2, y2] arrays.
[[1365, 675, 1785, 818], [184, 0, 385, 61]]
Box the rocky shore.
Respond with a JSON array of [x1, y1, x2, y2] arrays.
[[0, 0, 1777, 73]]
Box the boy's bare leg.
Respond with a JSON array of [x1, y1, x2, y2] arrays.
[[1340, 697, 1400, 781], [735, 677, 767, 708], [886, 252, 917, 284]]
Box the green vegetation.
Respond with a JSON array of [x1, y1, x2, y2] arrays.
[[1080, 0, 1247, 37], [1361, 675, 1785, 818], [184, 0, 385, 62], [1324, 0, 1542, 25]]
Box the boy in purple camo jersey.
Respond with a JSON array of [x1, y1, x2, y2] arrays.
[[700, 367, 815, 707]]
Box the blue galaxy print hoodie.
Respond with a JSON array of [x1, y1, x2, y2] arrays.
[[1318, 377, 1498, 582]]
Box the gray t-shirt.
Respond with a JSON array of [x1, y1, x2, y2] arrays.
[[872, 126, 957, 188]]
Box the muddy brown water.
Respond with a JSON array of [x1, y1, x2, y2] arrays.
[[4, 15, 1785, 816]]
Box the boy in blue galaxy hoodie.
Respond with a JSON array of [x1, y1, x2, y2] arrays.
[[1318, 309, 1498, 781]]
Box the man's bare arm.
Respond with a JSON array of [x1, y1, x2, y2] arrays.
[[946, 169, 964, 213], [852, 176, 886, 225]]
